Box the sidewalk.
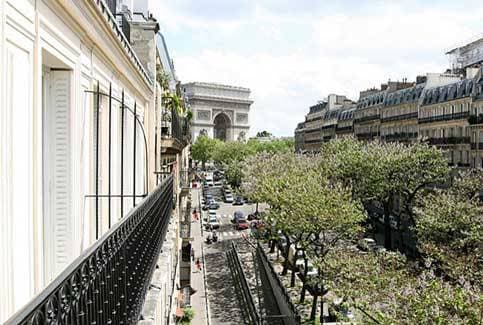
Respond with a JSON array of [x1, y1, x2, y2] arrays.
[[190, 188, 209, 325]]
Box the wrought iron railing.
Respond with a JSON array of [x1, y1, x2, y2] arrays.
[[354, 114, 380, 124], [384, 132, 418, 141], [428, 136, 470, 145], [381, 112, 418, 123], [335, 125, 353, 132], [5, 176, 174, 325], [227, 242, 261, 324], [162, 107, 190, 146], [418, 111, 469, 124]]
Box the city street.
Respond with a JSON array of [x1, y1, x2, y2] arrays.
[[192, 186, 259, 324]]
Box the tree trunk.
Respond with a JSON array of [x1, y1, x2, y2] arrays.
[[320, 291, 324, 324], [281, 238, 291, 275], [384, 203, 392, 249], [256, 202, 259, 213], [290, 266, 296, 287], [269, 239, 276, 253], [310, 293, 318, 320], [299, 257, 309, 303], [202, 160, 206, 170]]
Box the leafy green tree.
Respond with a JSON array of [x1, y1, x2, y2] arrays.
[[256, 130, 272, 137], [320, 139, 450, 249], [324, 248, 482, 324], [242, 152, 365, 321], [191, 135, 219, 169], [415, 188, 482, 285]]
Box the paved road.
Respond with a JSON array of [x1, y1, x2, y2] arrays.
[[195, 186, 259, 325]]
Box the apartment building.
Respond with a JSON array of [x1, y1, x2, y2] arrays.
[[303, 102, 327, 151], [335, 107, 356, 138], [381, 84, 424, 143], [0, 0, 190, 323], [419, 79, 474, 166], [354, 90, 386, 141]]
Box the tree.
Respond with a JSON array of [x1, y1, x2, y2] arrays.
[[242, 152, 366, 321], [191, 135, 219, 169], [415, 186, 482, 285], [324, 248, 482, 323], [320, 139, 450, 249], [256, 130, 272, 138]]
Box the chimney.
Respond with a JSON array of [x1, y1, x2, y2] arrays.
[[124, 11, 159, 81]]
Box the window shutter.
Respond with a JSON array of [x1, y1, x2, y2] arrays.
[[45, 70, 73, 280]]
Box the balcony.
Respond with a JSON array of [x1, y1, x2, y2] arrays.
[[180, 169, 191, 196], [384, 132, 418, 141], [470, 142, 483, 150], [356, 131, 380, 139], [418, 111, 469, 124], [5, 176, 174, 325], [161, 107, 191, 154], [354, 114, 380, 124], [381, 112, 418, 123], [335, 125, 353, 133], [428, 137, 470, 145]]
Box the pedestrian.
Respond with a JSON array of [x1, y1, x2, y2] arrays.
[[191, 247, 195, 261], [195, 257, 202, 271]]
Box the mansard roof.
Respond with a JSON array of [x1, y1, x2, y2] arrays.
[[384, 84, 425, 107], [309, 102, 328, 114], [338, 107, 355, 121], [356, 91, 386, 109], [422, 78, 475, 106]]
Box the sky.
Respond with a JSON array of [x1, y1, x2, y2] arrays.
[[149, 0, 483, 137]]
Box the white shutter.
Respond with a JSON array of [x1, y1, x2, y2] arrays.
[[44, 70, 73, 281]]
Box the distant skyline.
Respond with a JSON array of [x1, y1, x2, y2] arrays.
[[150, 0, 483, 136]]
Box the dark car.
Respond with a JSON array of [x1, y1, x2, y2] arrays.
[[233, 197, 244, 206], [209, 202, 220, 210]]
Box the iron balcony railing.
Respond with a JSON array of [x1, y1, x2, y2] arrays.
[[6, 176, 174, 325], [161, 107, 190, 145], [418, 111, 469, 124], [384, 132, 418, 141], [354, 114, 380, 124], [470, 142, 483, 150], [335, 125, 353, 132], [381, 112, 418, 123], [428, 136, 470, 145], [356, 131, 380, 139]]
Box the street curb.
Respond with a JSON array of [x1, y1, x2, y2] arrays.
[[197, 189, 212, 325]]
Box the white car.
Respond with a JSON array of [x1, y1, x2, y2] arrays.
[[214, 180, 223, 187], [205, 179, 214, 187], [224, 193, 234, 203], [207, 216, 220, 229], [204, 210, 217, 222]]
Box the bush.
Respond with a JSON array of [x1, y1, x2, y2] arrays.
[[181, 307, 195, 324]]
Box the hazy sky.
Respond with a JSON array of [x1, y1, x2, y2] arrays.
[[150, 0, 483, 136]]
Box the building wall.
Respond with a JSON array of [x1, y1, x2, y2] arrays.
[[0, 0, 157, 321]]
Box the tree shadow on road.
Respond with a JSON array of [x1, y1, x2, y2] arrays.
[[205, 241, 249, 325]]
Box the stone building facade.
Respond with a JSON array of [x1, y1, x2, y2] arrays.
[[182, 82, 253, 142], [294, 69, 483, 169]]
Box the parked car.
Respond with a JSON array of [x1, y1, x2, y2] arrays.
[[224, 193, 234, 203], [235, 218, 249, 230], [206, 216, 220, 230], [233, 196, 244, 206], [204, 210, 217, 222], [232, 211, 245, 223], [357, 238, 377, 252], [214, 180, 223, 187], [209, 202, 220, 210]]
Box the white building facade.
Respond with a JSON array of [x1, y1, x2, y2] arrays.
[[0, 0, 188, 323], [182, 82, 253, 142]]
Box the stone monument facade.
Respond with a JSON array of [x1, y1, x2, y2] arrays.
[[182, 82, 253, 142]]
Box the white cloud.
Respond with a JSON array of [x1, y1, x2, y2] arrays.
[[150, 1, 483, 136]]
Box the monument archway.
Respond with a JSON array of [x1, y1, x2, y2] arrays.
[[213, 113, 231, 141]]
